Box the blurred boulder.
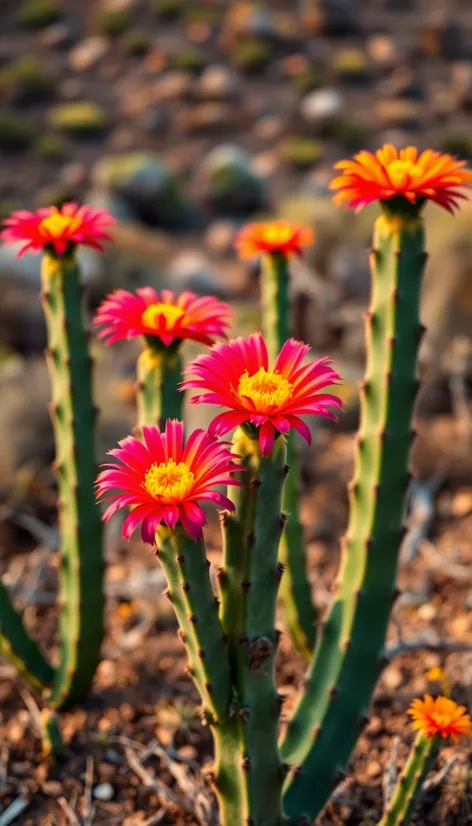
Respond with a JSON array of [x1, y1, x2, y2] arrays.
[[197, 65, 241, 101], [199, 144, 266, 215], [92, 152, 192, 229], [300, 0, 361, 36], [300, 88, 345, 128], [0, 274, 46, 355], [169, 251, 229, 299]]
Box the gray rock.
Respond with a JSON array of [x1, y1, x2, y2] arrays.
[[300, 88, 344, 126], [169, 251, 229, 299], [199, 144, 266, 215], [93, 783, 115, 802], [0, 245, 103, 285], [0, 274, 46, 355], [92, 152, 189, 229]]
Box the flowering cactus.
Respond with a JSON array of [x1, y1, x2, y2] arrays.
[[94, 288, 231, 429], [97, 146, 472, 826], [0, 202, 114, 710], [377, 695, 471, 826], [235, 220, 319, 659]]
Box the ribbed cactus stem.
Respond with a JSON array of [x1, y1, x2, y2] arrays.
[[241, 436, 287, 826], [219, 428, 257, 686], [0, 579, 54, 694], [41, 252, 104, 710], [156, 528, 245, 826], [377, 733, 439, 826], [261, 251, 317, 659], [40, 708, 64, 757], [281, 210, 427, 821], [137, 341, 183, 429]]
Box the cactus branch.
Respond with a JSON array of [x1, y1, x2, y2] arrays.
[[137, 341, 183, 429], [377, 733, 439, 826], [156, 528, 246, 826], [281, 213, 427, 821], [41, 252, 104, 710], [0, 578, 54, 694], [241, 436, 287, 826], [260, 251, 317, 659]]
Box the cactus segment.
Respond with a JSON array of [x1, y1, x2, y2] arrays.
[[241, 436, 287, 826], [278, 440, 317, 660], [219, 429, 257, 686], [156, 528, 247, 826], [260, 251, 317, 660], [137, 342, 183, 430], [0, 578, 54, 694], [40, 708, 65, 757], [155, 529, 231, 721], [281, 213, 427, 821], [41, 252, 104, 710], [377, 733, 439, 826]]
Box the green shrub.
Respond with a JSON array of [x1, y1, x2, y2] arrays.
[[0, 111, 34, 150], [47, 102, 107, 136], [332, 48, 368, 82], [232, 40, 272, 73], [35, 133, 65, 159], [151, 0, 183, 20], [0, 56, 52, 102], [95, 8, 133, 36], [293, 67, 322, 93], [18, 0, 62, 28], [172, 47, 205, 73], [35, 184, 72, 208], [122, 30, 150, 57], [330, 118, 367, 149], [282, 138, 323, 169]]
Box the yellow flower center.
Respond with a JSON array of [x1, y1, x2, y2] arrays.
[[261, 224, 292, 244], [238, 367, 293, 411], [387, 159, 423, 188], [39, 213, 78, 238], [142, 303, 185, 330], [144, 459, 195, 502]]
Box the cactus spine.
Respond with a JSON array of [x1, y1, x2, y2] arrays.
[[156, 529, 245, 826], [260, 251, 317, 658], [41, 252, 104, 709], [281, 209, 427, 821], [377, 733, 439, 826], [0, 579, 54, 694], [137, 339, 183, 429]]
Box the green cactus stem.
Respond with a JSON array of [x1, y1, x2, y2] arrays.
[[240, 435, 288, 826], [260, 251, 317, 659], [40, 708, 65, 757], [377, 733, 439, 826], [219, 428, 257, 685], [0, 578, 54, 694], [281, 209, 427, 821], [41, 252, 104, 710], [155, 528, 246, 826], [137, 339, 183, 429]]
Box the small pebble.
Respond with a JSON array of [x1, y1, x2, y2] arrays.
[[42, 780, 63, 798], [93, 782, 115, 802]]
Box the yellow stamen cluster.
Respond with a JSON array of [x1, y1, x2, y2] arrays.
[[142, 303, 185, 329], [144, 459, 195, 502], [386, 159, 423, 188], [39, 213, 78, 237], [238, 367, 293, 411]]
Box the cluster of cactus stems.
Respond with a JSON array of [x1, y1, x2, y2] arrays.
[[0, 247, 104, 717], [128, 195, 456, 826], [1, 148, 470, 824]]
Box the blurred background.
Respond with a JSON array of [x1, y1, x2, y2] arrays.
[[2, 3, 472, 823]]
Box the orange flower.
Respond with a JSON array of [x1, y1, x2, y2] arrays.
[[235, 220, 314, 259], [330, 145, 472, 213], [409, 694, 471, 742], [0, 202, 115, 257]]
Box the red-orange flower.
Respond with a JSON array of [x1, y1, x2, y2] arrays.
[[96, 420, 241, 542], [235, 220, 314, 259], [94, 288, 231, 349], [409, 695, 472, 742], [182, 332, 342, 455], [330, 145, 472, 213], [0, 202, 115, 257]]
